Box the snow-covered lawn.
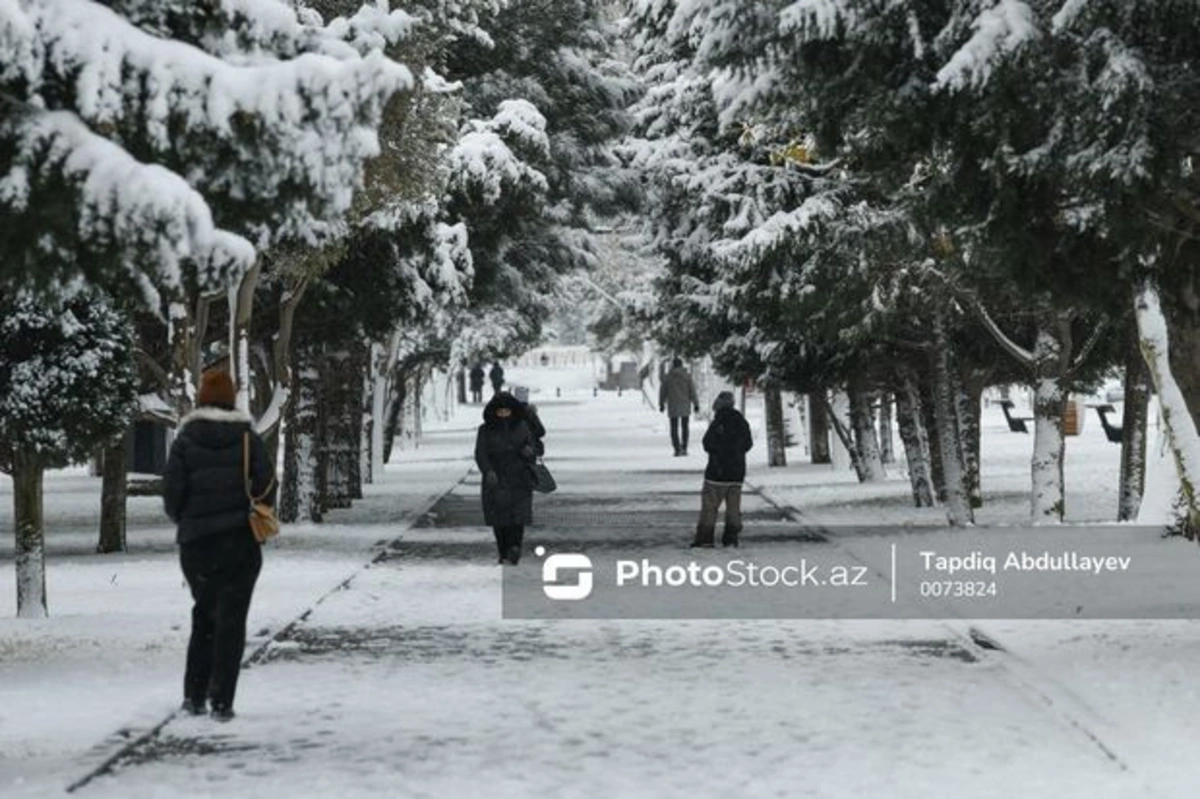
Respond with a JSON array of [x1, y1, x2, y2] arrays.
[[2, 363, 1198, 798]]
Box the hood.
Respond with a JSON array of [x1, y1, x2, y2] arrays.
[[712, 391, 736, 412], [178, 406, 254, 449], [483, 392, 525, 424]]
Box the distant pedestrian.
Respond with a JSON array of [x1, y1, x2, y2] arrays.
[[513, 386, 546, 457], [691, 391, 753, 548], [163, 370, 275, 722], [489, 361, 505, 395], [659, 358, 699, 456], [469, 363, 485, 403], [475, 391, 537, 565]]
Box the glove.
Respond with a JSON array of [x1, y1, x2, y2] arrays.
[[694, 404, 700, 413], [659, 405, 665, 413], [485, 470, 499, 486]]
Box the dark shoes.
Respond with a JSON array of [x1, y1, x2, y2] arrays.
[[181, 698, 207, 716], [690, 526, 715, 548], [722, 528, 741, 548], [507, 544, 521, 565], [183, 698, 234, 722]]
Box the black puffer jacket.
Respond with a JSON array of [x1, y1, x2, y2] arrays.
[[702, 407, 754, 483], [163, 407, 275, 545], [474, 394, 536, 526]]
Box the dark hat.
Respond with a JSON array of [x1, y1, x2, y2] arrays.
[[713, 391, 735, 411], [672, 357, 683, 368], [197, 370, 237, 409]]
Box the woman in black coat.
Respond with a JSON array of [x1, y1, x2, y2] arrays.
[[163, 370, 275, 722], [475, 391, 537, 564]]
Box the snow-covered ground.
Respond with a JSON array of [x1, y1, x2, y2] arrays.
[[2, 361, 1199, 798]]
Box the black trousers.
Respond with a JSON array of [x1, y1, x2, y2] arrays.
[[493, 525, 525, 559], [670, 416, 690, 453], [180, 528, 262, 710]]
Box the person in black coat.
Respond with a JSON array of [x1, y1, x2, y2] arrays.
[[692, 391, 753, 548], [469, 363, 485, 403], [488, 361, 505, 395], [163, 370, 275, 721], [475, 391, 537, 564], [513, 385, 546, 457]]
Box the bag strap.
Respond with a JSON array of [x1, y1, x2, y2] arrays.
[[243, 431, 276, 503]]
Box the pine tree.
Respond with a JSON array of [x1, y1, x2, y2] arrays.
[[0, 288, 137, 617]]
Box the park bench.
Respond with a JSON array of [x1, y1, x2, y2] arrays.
[[998, 400, 1034, 434], [1088, 403, 1123, 443]]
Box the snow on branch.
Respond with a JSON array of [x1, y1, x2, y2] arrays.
[[780, 0, 858, 39], [0, 0, 41, 86], [447, 103, 550, 205], [42, 0, 412, 138], [1, 108, 255, 297], [935, 0, 1039, 91]]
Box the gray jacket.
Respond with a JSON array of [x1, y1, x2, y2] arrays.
[[659, 366, 699, 418]]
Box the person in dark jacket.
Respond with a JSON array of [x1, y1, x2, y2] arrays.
[[513, 385, 546, 457], [469, 364, 486, 403], [659, 358, 699, 456], [163, 370, 275, 722], [488, 361, 505, 395], [475, 391, 537, 565], [692, 391, 753, 548]]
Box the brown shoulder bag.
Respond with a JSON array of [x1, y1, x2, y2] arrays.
[[243, 432, 279, 543]]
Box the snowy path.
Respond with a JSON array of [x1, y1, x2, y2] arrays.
[[60, 394, 1167, 798]]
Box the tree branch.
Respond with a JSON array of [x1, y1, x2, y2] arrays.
[[1070, 314, 1109, 373], [968, 297, 1036, 367]]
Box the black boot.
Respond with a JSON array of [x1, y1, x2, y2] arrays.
[[690, 525, 715, 548], [494, 528, 507, 564], [722, 526, 741, 548], [181, 697, 207, 716], [508, 526, 524, 565]]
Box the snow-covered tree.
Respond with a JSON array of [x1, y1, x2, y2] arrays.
[[440, 0, 638, 348], [0, 0, 413, 301], [0, 288, 137, 617]]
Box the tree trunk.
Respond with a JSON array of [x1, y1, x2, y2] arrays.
[[97, 438, 128, 553], [822, 393, 867, 482], [280, 345, 323, 523], [412, 369, 424, 445], [764, 385, 787, 467], [879, 393, 895, 464], [896, 375, 936, 508], [228, 262, 260, 413], [1030, 315, 1072, 523], [808, 392, 831, 464], [347, 344, 367, 501], [958, 380, 984, 509], [320, 349, 354, 512], [1118, 319, 1150, 521], [849, 384, 886, 482], [382, 371, 408, 465], [361, 347, 374, 486], [932, 313, 973, 526], [921, 376, 947, 504], [1135, 282, 1200, 533], [12, 450, 47, 618]]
